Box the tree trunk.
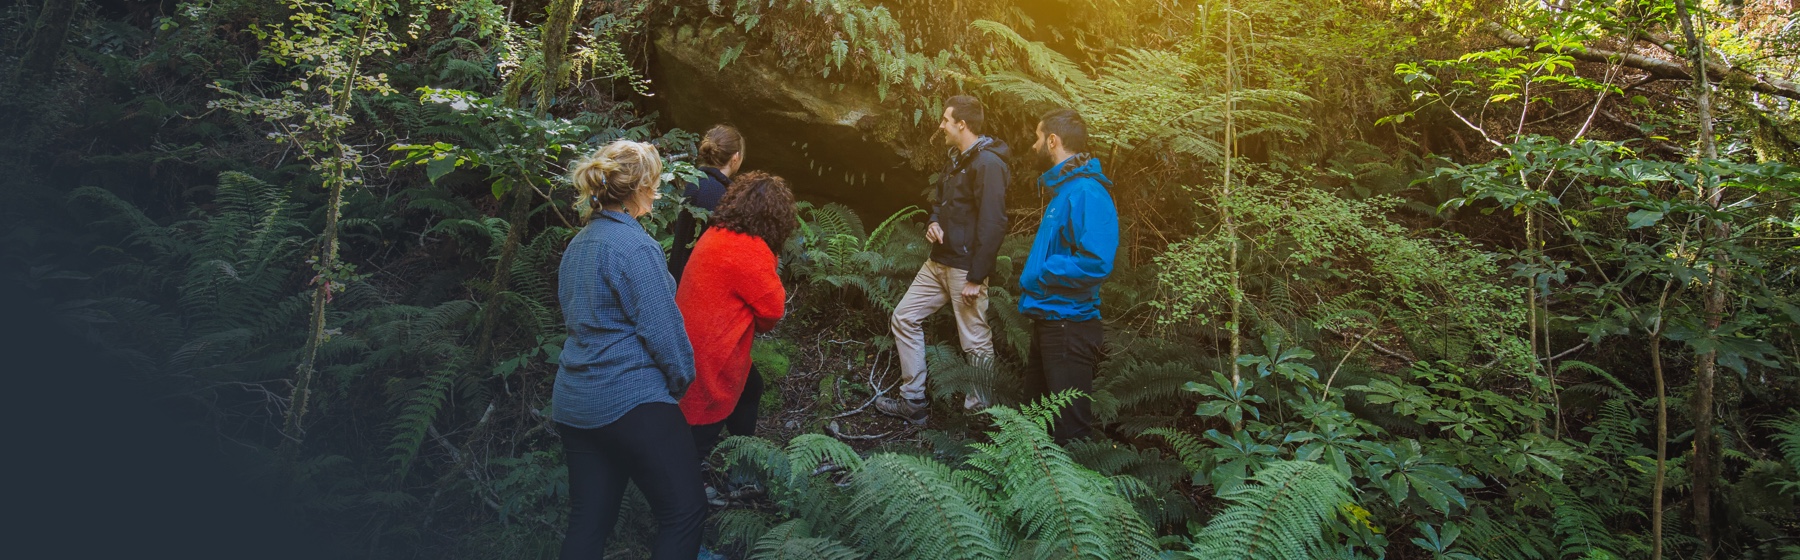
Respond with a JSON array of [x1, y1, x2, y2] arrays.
[[287, 169, 348, 437], [1222, 0, 1243, 435], [474, 182, 534, 365], [1673, 1, 1722, 557], [20, 0, 79, 79], [1650, 278, 1674, 559]]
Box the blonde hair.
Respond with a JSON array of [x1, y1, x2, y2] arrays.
[[571, 140, 664, 221]]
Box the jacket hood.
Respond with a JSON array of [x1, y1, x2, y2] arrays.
[[951, 136, 1010, 168], [1040, 155, 1111, 194]]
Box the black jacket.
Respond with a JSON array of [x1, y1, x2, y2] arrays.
[[928, 136, 1011, 285], [668, 167, 730, 283]]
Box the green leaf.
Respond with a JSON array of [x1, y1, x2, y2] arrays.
[[718, 43, 745, 70], [426, 155, 456, 184], [1624, 209, 1663, 229]]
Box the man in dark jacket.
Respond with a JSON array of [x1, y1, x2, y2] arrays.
[[876, 95, 1010, 425], [1019, 108, 1117, 444]]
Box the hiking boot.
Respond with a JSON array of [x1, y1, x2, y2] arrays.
[[874, 395, 930, 425]]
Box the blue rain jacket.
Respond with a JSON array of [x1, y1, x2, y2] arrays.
[[1018, 156, 1119, 322]]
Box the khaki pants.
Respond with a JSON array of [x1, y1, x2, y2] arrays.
[[890, 260, 993, 401]]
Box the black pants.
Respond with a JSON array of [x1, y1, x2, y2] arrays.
[[691, 366, 764, 463], [1025, 318, 1103, 443], [557, 403, 705, 560]]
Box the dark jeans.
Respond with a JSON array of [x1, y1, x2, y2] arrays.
[[1025, 318, 1103, 443], [557, 403, 704, 560], [692, 366, 764, 463]]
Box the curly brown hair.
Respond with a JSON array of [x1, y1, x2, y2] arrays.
[[713, 171, 797, 251]]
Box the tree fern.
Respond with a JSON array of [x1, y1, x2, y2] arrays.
[[971, 20, 1090, 107], [1183, 460, 1351, 560]]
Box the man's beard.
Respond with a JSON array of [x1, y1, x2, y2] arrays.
[[1034, 143, 1056, 170]]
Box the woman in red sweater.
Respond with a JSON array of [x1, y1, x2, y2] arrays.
[[677, 171, 795, 460]]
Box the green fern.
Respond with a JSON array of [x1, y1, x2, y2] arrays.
[[751, 519, 864, 560], [1091, 354, 1199, 423], [785, 434, 866, 483], [1065, 439, 1197, 526], [714, 509, 778, 551], [1549, 482, 1622, 558], [1453, 509, 1554, 560], [1182, 460, 1351, 560], [847, 454, 1011, 559], [1765, 410, 1800, 496], [387, 363, 462, 478], [975, 405, 1158, 559], [1141, 427, 1209, 477]]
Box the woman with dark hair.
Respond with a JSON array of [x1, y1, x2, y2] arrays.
[[668, 124, 745, 282], [676, 171, 797, 463], [554, 140, 704, 560]]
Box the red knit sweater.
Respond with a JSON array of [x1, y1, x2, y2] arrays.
[[676, 228, 786, 425]]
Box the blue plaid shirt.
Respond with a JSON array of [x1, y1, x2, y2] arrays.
[[552, 209, 696, 429]]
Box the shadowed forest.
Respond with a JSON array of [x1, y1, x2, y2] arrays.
[[4, 0, 1799, 558]]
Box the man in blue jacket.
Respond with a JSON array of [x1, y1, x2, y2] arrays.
[[1020, 108, 1118, 443]]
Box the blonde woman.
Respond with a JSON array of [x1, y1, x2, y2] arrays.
[[552, 140, 703, 559]]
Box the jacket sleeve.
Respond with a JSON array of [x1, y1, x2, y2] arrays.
[[1039, 186, 1118, 291], [745, 246, 787, 333], [965, 154, 1010, 285], [619, 243, 697, 398]]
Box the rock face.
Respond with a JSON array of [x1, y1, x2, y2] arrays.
[[648, 25, 929, 219]]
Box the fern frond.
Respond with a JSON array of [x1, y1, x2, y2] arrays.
[[1455, 509, 1553, 560], [1548, 482, 1623, 559], [751, 519, 864, 560], [847, 454, 1012, 560], [1183, 460, 1350, 560], [387, 363, 462, 478], [971, 20, 1091, 107], [722, 435, 794, 483], [786, 434, 865, 483], [862, 206, 924, 253], [980, 406, 1158, 559], [714, 509, 778, 550], [1764, 409, 1800, 495], [1142, 427, 1208, 475]]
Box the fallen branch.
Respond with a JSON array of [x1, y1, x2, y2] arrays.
[[830, 354, 894, 419], [827, 420, 890, 441]]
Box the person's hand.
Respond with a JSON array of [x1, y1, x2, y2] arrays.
[[961, 281, 984, 302], [925, 222, 944, 244]]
